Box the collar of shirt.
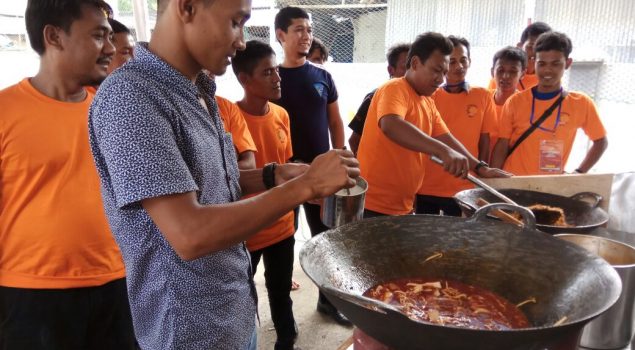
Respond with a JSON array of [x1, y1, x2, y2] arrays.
[[133, 42, 216, 100], [442, 81, 471, 93], [531, 86, 563, 100]]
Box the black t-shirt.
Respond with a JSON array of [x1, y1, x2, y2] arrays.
[[348, 89, 376, 135], [274, 61, 338, 163]]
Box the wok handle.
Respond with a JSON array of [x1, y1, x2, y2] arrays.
[[470, 203, 537, 231], [570, 192, 603, 208], [322, 286, 406, 317], [476, 198, 524, 227]]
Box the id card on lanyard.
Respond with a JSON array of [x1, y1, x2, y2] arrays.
[[539, 139, 564, 173], [531, 88, 565, 173]]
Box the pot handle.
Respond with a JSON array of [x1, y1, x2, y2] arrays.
[[469, 203, 537, 231], [570, 192, 603, 208], [322, 286, 407, 317]]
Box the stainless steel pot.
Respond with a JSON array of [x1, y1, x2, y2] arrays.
[[555, 234, 635, 349], [320, 176, 367, 228]]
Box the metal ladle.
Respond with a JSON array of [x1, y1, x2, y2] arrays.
[[343, 146, 351, 195]]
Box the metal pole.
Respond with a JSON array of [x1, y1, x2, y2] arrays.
[[132, 0, 151, 41]]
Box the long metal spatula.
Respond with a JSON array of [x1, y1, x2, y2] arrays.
[[430, 156, 518, 205]]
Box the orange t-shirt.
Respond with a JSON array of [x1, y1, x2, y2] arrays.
[[490, 99, 504, 156], [240, 102, 295, 252], [216, 95, 257, 154], [418, 86, 497, 198], [489, 97, 503, 150], [490, 90, 521, 156], [85, 86, 98, 95], [358, 77, 449, 215], [0, 79, 125, 289], [488, 74, 539, 91], [499, 89, 607, 175]]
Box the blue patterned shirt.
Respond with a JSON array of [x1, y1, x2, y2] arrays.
[[88, 43, 257, 350]]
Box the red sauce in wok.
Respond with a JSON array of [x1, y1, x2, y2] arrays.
[[364, 278, 530, 330]]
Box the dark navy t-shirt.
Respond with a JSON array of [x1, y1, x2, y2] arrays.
[[274, 61, 338, 163], [348, 89, 376, 135]]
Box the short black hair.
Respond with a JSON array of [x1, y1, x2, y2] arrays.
[[26, 0, 112, 55], [274, 6, 310, 32], [386, 43, 410, 68], [535, 31, 573, 59], [232, 40, 276, 77], [492, 46, 528, 70], [309, 38, 328, 61], [108, 18, 130, 35], [447, 35, 470, 59], [520, 21, 552, 44], [406, 32, 453, 69]]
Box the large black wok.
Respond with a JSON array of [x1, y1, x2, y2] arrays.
[[300, 204, 621, 350], [454, 189, 608, 233]]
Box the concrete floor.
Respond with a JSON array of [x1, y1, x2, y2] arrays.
[[253, 209, 353, 350]]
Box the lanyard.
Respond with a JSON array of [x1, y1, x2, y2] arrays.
[[443, 81, 469, 93], [530, 87, 563, 133]]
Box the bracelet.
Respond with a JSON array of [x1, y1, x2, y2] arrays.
[[263, 162, 277, 189], [475, 160, 489, 172]]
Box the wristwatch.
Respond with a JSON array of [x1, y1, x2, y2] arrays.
[[475, 160, 489, 172], [263, 162, 277, 189]]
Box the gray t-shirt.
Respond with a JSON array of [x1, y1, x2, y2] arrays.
[[89, 43, 256, 350]]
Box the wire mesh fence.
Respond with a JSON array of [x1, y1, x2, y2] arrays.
[[265, 0, 635, 101]]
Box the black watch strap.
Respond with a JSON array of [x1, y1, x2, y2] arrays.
[[475, 160, 489, 172], [263, 162, 277, 189]]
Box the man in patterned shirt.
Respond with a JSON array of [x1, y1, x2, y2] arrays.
[[88, 0, 359, 349]]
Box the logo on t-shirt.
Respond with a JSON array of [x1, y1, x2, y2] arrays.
[[277, 128, 287, 144], [559, 112, 571, 126], [466, 104, 478, 118], [313, 83, 326, 98]]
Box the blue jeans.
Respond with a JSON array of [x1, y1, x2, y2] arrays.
[[246, 325, 257, 350]]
